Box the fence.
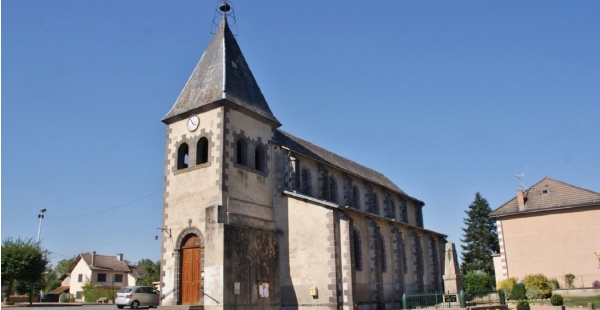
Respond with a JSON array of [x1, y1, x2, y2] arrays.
[[402, 290, 506, 309]]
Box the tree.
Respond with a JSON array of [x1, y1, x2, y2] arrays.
[[1, 237, 48, 302], [43, 257, 76, 293], [460, 192, 499, 275], [136, 259, 160, 286], [54, 257, 76, 275]]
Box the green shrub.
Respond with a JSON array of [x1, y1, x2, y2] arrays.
[[526, 286, 541, 300], [497, 277, 518, 294], [464, 271, 493, 292], [517, 300, 530, 310], [549, 278, 560, 289], [524, 274, 552, 299], [551, 294, 564, 306], [509, 283, 526, 300]]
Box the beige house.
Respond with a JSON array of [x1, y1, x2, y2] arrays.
[[490, 177, 600, 287], [68, 252, 141, 301], [158, 8, 446, 310]]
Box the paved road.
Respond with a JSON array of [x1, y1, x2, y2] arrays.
[[2, 304, 152, 310]]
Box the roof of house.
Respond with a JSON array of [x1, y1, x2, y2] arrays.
[[48, 285, 70, 295], [71, 253, 132, 273], [162, 14, 280, 126], [490, 177, 600, 218]]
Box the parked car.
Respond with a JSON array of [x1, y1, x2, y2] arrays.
[[115, 286, 159, 309]]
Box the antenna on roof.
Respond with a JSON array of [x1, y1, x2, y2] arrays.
[[514, 165, 528, 189], [211, 0, 238, 35]]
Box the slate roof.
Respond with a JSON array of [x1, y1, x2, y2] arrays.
[[48, 286, 70, 295], [490, 177, 600, 218], [75, 253, 132, 272], [274, 130, 417, 200], [162, 15, 280, 126]]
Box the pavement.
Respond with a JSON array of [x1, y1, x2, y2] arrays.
[[1, 302, 114, 308]]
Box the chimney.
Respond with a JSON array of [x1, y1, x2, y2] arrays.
[[517, 189, 526, 211], [116, 253, 124, 262], [92, 251, 96, 267]]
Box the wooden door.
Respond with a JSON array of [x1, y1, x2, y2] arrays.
[[180, 235, 201, 305]]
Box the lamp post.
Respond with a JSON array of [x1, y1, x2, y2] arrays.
[[37, 208, 47, 244], [31, 208, 46, 305]]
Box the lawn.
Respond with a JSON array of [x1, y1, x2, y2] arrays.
[[563, 295, 600, 308]]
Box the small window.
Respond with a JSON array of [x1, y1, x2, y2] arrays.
[[114, 274, 123, 283], [353, 229, 362, 271], [328, 176, 337, 203], [177, 143, 189, 170], [196, 137, 209, 164], [255, 145, 265, 171], [97, 273, 107, 282], [301, 168, 310, 195], [78, 274, 83, 282], [237, 139, 248, 165], [542, 189, 550, 195], [371, 193, 380, 215], [352, 186, 360, 209]]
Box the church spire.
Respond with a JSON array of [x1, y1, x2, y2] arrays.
[[162, 1, 280, 127]]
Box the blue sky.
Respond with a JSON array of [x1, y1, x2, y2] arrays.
[[2, 1, 599, 268]]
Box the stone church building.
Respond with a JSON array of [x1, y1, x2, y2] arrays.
[[158, 9, 447, 310]]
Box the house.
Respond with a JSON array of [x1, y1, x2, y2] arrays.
[[68, 252, 141, 301], [490, 177, 600, 287], [158, 4, 447, 310]]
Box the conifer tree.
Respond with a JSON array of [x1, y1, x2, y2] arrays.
[[460, 192, 499, 275]]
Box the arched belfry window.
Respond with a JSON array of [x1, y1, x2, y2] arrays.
[[236, 139, 248, 166], [177, 143, 189, 170], [352, 186, 360, 210], [196, 137, 209, 165], [255, 145, 265, 171]]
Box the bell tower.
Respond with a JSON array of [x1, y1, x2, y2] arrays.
[[159, 2, 281, 309]]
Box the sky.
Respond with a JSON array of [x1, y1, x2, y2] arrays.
[[2, 1, 599, 268]]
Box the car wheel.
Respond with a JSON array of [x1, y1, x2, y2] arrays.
[[131, 301, 140, 309], [117, 306, 124, 309]]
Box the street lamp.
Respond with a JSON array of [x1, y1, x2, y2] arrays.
[[37, 208, 47, 243]]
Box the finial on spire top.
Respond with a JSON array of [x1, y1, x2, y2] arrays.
[[219, 1, 231, 13], [211, 0, 237, 35]]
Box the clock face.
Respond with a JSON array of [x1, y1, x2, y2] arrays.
[[187, 115, 199, 132]]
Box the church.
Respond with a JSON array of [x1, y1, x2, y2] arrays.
[[158, 5, 447, 310]]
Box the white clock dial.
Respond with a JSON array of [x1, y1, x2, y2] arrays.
[[187, 115, 199, 132]]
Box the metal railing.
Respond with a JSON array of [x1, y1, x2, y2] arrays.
[[402, 290, 505, 309]]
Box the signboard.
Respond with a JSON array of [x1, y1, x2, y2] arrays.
[[444, 294, 457, 302]]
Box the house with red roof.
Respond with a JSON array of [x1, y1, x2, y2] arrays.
[[491, 177, 600, 287]]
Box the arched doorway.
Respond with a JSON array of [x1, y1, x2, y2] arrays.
[[180, 234, 201, 305]]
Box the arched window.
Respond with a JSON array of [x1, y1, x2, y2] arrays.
[[379, 232, 387, 272], [301, 168, 310, 195], [196, 137, 209, 165], [372, 193, 380, 215], [236, 139, 247, 165], [328, 176, 337, 203], [352, 186, 360, 209], [353, 229, 362, 271], [177, 143, 189, 170], [255, 145, 265, 171], [389, 200, 397, 220]]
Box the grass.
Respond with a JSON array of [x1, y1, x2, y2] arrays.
[[509, 294, 600, 308], [562, 295, 600, 308]]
